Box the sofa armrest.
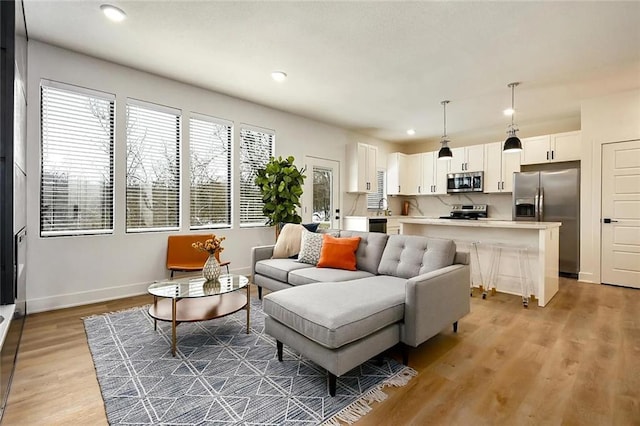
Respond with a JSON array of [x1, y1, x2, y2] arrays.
[[251, 245, 275, 276], [402, 263, 470, 347]]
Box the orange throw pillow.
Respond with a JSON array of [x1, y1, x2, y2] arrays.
[[317, 234, 361, 270]]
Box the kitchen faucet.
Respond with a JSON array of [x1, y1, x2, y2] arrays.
[[378, 198, 388, 216]]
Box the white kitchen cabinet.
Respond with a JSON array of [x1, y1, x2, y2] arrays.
[[484, 141, 521, 193], [418, 151, 449, 195], [387, 152, 410, 195], [386, 217, 401, 235], [406, 153, 423, 195], [346, 142, 378, 193], [551, 131, 581, 162], [450, 144, 485, 172], [521, 131, 581, 165]]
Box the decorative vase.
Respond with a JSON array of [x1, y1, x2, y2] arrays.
[[203, 254, 221, 282], [202, 279, 221, 295]]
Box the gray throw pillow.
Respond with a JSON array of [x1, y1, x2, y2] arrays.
[[298, 229, 338, 265]]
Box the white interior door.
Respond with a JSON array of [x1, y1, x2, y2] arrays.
[[601, 140, 640, 288], [302, 157, 340, 230]]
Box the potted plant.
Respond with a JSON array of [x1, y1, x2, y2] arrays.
[[255, 156, 306, 238]]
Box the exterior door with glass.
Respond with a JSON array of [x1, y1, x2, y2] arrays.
[[302, 157, 340, 230]]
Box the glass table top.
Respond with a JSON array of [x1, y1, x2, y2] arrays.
[[148, 274, 249, 299]]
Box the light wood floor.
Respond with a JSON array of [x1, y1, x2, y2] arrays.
[[3, 278, 639, 425]]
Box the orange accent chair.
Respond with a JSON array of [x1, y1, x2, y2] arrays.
[[166, 234, 230, 278]]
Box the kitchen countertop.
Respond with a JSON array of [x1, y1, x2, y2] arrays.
[[399, 218, 561, 230]]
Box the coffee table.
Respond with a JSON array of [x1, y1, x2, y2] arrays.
[[148, 274, 250, 356]]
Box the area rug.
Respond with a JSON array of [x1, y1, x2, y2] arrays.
[[84, 298, 416, 425]]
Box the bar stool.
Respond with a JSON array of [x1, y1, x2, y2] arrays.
[[469, 241, 484, 296], [455, 240, 484, 296], [484, 243, 533, 308]]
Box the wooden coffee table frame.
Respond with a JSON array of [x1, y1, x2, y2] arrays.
[[148, 275, 250, 356]]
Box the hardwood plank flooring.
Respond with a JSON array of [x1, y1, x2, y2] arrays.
[[3, 279, 639, 425]]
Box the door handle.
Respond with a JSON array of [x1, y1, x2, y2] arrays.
[[603, 218, 618, 223], [546, 151, 549, 160], [551, 150, 555, 160]]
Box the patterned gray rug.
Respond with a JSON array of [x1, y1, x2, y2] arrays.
[[84, 298, 416, 425]]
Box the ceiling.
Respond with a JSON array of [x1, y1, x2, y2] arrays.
[[20, 1, 640, 144]]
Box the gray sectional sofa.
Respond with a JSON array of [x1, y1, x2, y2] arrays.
[[251, 230, 470, 396]]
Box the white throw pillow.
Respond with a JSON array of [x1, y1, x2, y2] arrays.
[[298, 228, 338, 265], [272, 224, 304, 259]]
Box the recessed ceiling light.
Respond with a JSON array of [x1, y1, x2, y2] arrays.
[[100, 4, 127, 22], [406, 129, 416, 135], [503, 108, 515, 116], [271, 71, 287, 82]]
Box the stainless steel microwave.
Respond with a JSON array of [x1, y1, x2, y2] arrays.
[[446, 171, 484, 193]]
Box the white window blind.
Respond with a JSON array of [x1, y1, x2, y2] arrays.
[[189, 114, 232, 229], [40, 82, 115, 237], [239, 125, 274, 227], [367, 170, 386, 209], [126, 100, 181, 232]]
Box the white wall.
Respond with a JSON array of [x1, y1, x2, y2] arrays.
[[25, 41, 396, 313], [579, 89, 640, 283]]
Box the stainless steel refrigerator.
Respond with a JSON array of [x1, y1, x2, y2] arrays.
[[512, 168, 580, 276]]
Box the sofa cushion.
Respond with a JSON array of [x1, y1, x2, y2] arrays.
[[338, 230, 389, 274], [288, 267, 374, 286], [263, 276, 406, 349], [378, 235, 456, 279], [255, 258, 314, 283], [317, 234, 361, 270]]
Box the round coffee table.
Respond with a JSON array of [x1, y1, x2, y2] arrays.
[[148, 274, 250, 356]]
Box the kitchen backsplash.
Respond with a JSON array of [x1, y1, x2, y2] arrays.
[[407, 192, 513, 219], [346, 192, 513, 219]]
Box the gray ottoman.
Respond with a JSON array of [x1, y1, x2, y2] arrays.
[[263, 276, 407, 396]]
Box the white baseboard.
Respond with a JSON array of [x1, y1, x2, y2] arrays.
[[26, 266, 253, 314], [578, 272, 596, 283], [27, 282, 150, 314]]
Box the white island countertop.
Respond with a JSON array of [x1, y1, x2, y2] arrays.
[[399, 218, 561, 230]]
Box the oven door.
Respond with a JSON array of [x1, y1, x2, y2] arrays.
[[368, 218, 387, 233]]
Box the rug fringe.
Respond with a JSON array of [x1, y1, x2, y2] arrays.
[[322, 366, 417, 425]]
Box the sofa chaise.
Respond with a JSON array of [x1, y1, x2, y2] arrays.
[[251, 230, 470, 396]]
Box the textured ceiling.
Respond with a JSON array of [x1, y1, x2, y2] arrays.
[[20, 1, 640, 144]]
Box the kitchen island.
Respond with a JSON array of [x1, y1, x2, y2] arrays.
[[400, 218, 561, 307]]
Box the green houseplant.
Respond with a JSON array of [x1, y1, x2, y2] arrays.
[[255, 156, 306, 238]]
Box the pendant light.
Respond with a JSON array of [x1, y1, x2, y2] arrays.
[[437, 100, 453, 160], [503, 82, 522, 152]]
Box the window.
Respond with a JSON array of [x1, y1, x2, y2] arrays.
[[189, 114, 232, 229], [239, 125, 274, 227], [40, 81, 115, 236], [367, 169, 386, 209], [126, 100, 181, 232]]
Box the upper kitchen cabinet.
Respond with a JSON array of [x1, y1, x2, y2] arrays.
[[420, 151, 449, 195], [521, 131, 581, 165], [484, 141, 521, 193], [450, 145, 485, 172], [387, 152, 409, 195], [346, 142, 378, 193]]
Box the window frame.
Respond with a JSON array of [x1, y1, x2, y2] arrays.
[[238, 124, 275, 228], [367, 168, 387, 210], [39, 79, 116, 237], [125, 98, 182, 233], [188, 112, 233, 230]]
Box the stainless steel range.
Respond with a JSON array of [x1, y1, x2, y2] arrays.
[[439, 204, 488, 220]]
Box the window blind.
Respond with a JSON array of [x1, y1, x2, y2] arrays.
[[189, 114, 232, 229], [239, 126, 274, 227], [126, 100, 181, 232], [367, 170, 386, 209], [40, 82, 115, 237]]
